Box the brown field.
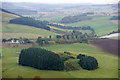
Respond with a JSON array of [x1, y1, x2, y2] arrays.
[[91, 39, 119, 56]]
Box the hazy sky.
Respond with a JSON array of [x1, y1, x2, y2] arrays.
[[2, 0, 120, 4]]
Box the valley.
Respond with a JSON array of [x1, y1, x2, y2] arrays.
[[1, 2, 119, 79]]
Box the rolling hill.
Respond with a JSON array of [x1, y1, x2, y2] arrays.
[[66, 16, 118, 36], [2, 10, 59, 39]]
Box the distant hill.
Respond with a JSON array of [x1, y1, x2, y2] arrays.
[[2, 2, 117, 18]]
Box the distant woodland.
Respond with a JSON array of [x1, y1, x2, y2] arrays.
[[9, 17, 51, 31]]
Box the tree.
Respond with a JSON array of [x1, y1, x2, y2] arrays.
[[19, 47, 64, 70], [9, 17, 50, 31], [36, 37, 43, 46], [78, 56, 98, 70], [56, 35, 61, 39], [23, 38, 31, 43], [2, 39, 7, 43], [66, 35, 70, 39], [49, 35, 52, 39], [77, 54, 85, 59]]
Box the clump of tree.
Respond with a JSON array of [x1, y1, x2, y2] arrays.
[[19, 47, 64, 70], [77, 54, 86, 59], [60, 15, 93, 23], [77, 54, 98, 70], [54, 30, 96, 44], [36, 37, 52, 46], [9, 17, 50, 31], [110, 16, 120, 20]]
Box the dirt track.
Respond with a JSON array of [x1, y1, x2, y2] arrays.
[[91, 39, 119, 56]]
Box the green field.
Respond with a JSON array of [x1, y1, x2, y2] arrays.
[[2, 22, 58, 39], [2, 12, 59, 39], [2, 43, 118, 78], [39, 15, 118, 36], [66, 17, 118, 36]]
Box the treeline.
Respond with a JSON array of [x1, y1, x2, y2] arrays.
[[110, 16, 120, 20], [19, 47, 64, 70], [36, 30, 97, 45], [0, 8, 22, 17], [60, 15, 92, 23], [9, 17, 50, 31], [108, 29, 120, 35], [54, 31, 96, 44], [48, 23, 95, 34]]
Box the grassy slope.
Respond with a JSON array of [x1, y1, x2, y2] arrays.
[[2, 11, 58, 39], [2, 22, 58, 39], [49, 25, 91, 34], [2, 43, 118, 78], [66, 17, 118, 36]]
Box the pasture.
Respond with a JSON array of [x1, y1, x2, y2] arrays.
[[2, 11, 59, 39], [66, 17, 118, 36], [2, 43, 118, 78], [2, 22, 58, 39]]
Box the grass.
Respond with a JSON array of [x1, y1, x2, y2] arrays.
[[66, 16, 118, 36], [1, 11, 20, 22], [49, 25, 91, 33], [2, 11, 59, 39], [2, 22, 58, 39], [2, 43, 118, 78]]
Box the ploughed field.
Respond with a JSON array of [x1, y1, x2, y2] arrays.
[[91, 39, 119, 56], [2, 43, 118, 78]]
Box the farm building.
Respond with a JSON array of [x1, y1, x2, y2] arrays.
[[2, 38, 24, 43]]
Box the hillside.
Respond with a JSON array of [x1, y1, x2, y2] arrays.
[[2, 43, 118, 78], [2, 10, 58, 39], [66, 16, 118, 36]]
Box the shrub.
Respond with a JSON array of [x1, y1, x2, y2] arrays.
[[64, 52, 71, 55], [19, 47, 64, 70], [77, 54, 85, 59], [64, 61, 78, 71], [78, 56, 98, 70]]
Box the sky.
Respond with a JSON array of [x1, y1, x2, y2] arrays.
[[2, 0, 120, 4]]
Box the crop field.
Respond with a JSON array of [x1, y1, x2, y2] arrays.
[[91, 40, 119, 56], [2, 43, 118, 78], [66, 17, 118, 36]]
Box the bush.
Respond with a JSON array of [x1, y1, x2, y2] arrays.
[[77, 54, 85, 59], [78, 56, 98, 70], [19, 47, 64, 70], [64, 52, 71, 55], [64, 61, 79, 71]]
